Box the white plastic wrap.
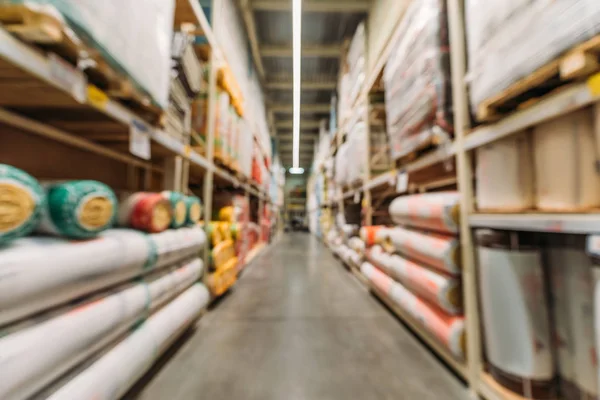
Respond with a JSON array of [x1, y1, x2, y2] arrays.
[[45, 284, 210, 400], [346, 23, 366, 105], [476, 132, 534, 211], [389, 192, 460, 234], [0, 227, 205, 326], [335, 143, 350, 187], [466, 0, 600, 111], [0, 259, 203, 400]]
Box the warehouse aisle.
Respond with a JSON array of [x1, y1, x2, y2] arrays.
[[136, 234, 469, 400]]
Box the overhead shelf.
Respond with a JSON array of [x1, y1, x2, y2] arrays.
[[469, 213, 600, 234], [174, 0, 221, 61]]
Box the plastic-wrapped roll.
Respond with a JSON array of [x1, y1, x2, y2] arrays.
[[161, 191, 186, 228], [36, 181, 117, 239], [184, 195, 202, 225], [359, 225, 389, 247], [0, 259, 203, 400], [118, 192, 172, 233], [361, 262, 465, 359], [0, 227, 206, 326], [348, 237, 366, 254], [389, 192, 460, 234], [384, 226, 461, 275], [207, 257, 238, 297], [219, 206, 235, 222], [0, 164, 45, 244], [367, 246, 462, 314], [46, 284, 210, 400], [211, 239, 236, 270], [476, 229, 554, 398]]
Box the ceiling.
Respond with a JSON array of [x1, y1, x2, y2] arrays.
[[239, 0, 368, 170]]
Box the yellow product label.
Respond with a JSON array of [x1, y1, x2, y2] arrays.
[[587, 72, 600, 96], [87, 85, 108, 109]]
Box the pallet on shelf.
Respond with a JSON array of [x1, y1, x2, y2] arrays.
[[476, 35, 600, 122]]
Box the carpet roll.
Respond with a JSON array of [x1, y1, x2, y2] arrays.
[[119, 192, 172, 233], [0, 164, 45, 244], [389, 192, 460, 234], [162, 191, 187, 228], [36, 180, 117, 239], [184, 195, 202, 225], [359, 225, 389, 247]]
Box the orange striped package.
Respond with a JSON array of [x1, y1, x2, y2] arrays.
[[361, 262, 465, 359], [367, 245, 462, 314], [385, 226, 461, 275], [359, 225, 389, 247], [388, 191, 460, 234], [118, 192, 172, 233]]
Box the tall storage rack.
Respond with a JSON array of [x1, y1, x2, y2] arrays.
[[310, 0, 600, 399]]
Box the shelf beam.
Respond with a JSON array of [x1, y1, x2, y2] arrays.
[[271, 103, 331, 113], [252, 0, 370, 12], [261, 44, 341, 58], [275, 120, 321, 129], [267, 81, 337, 91]]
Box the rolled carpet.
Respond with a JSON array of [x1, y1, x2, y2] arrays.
[[367, 245, 462, 314], [385, 226, 461, 275], [389, 192, 460, 234], [0, 258, 203, 400], [37, 180, 117, 239], [45, 284, 210, 400], [184, 195, 202, 225], [361, 262, 465, 359], [359, 225, 389, 247], [162, 191, 187, 228], [0, 164, 45, 244], [118, 192, 172, 233]]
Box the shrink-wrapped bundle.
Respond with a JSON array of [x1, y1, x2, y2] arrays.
[[359, 225, 389, 247], [0, 259, 203, 400], [184, 195, 202, 225], [0, 164, 45, 244], [385, 226, 461, 275], [466, 0, 600, 112], [335, 142, 350, 186], [361, 262, 465, 359], [533, 109, 600, 211], [118, 192, 172, 233], [476, 229, 555, 398], [207, 257, 238, 297], [476, 132, 534, 211], [45, 284, 210, 400], [389, 192, 460, 234], [0, 227, 206, 326], [161, 191, 186, 228], [37, 181, 117, 239], [367, 246, 462, 314], [348, 237, 366, 255], [347, 23, 366, 104], [383, 0, 452, 159]]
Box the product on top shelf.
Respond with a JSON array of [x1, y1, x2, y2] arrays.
[[361, 262, 465, 359], [466, 0, 600, 113], [389, 192, 460, 234], [44, 284, 210, 400], [0, 164, 45, 245], [0, 258, 203, 400], [0, 226, 206, 326], [385, 226, 461, 275], [346, 23, 366, 105], [161, 191, 187, 228], [118, 192, 172, 233], [367, 245, 462, 315], [359, 225, 389, 247], [171, 31, 203, 97], [548, 235, 597, 400], [36, 180, 117, 239], [475, 229, 555, 399], [383, 0, 452, 160], [533, 108, 600, 211], [476, 132, 534, 212], [184, 195, 202, 225]]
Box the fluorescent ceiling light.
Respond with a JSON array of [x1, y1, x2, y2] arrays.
[[289, 167, 305, 175], [292, 0, 302, 169]]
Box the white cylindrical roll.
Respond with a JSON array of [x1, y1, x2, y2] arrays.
[[385, 227, 461, 275], [389, 192, 460, 234], [0, 259, 203, 400], [359, 225, 389, 247], [534, 108, 600, 211], [476, 132, 534, 211], [476, 230, 553, 394], [367, 246, 462, 315], [0, 227, 206, 326], [46, 284, 210, 400], [348, 237, 366, 254]]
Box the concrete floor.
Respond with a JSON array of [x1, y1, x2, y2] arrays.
[[136, 233, 469, 400]]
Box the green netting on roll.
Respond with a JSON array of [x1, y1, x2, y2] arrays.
[[37, 180, 118, 239], [162, 191, 187, 228], [184, 195, 202, 225], [0, 164, 45, 245]]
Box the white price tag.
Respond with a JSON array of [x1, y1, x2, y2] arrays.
[[49, 53, 86, 103], [353, 191, 360, 203], [396, 171, 408, 193], [130, 121, 151, 160]]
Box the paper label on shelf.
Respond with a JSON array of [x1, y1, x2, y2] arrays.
[[587, 72, 600, 96], [49, 53, 86, 103], [586, 235, 600, 256], [396, 171, 408, 193], [353, 191, 360, 203], [87, 85, 108, 110], [130, 121, 151, 160]]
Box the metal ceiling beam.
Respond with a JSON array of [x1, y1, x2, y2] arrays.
[[266, 81, 337, 91], [275, 120, 321, 129], [252, 0, 370, 13], [271, 104, 330, 113], [261, 44, 341, 58]]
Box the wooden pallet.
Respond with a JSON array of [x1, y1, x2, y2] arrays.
[[477, 34, 600, 122]]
